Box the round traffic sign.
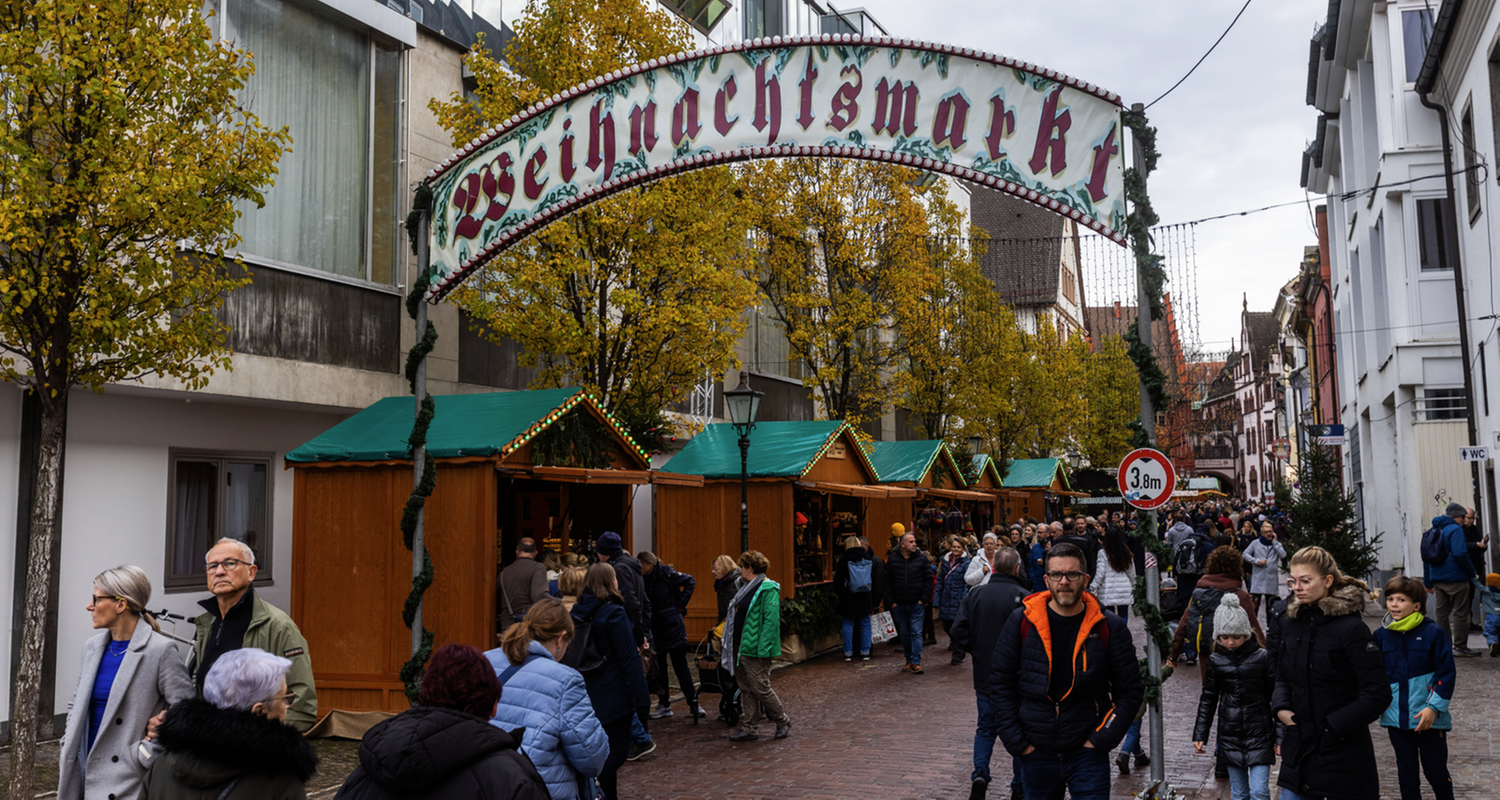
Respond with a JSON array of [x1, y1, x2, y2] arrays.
[[1117, 448, 1177, 510]]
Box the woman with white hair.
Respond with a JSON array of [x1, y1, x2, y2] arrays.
[[964, 531, 1002, 587], [143, 648, 318, 799], [59, 565, 194, 800]]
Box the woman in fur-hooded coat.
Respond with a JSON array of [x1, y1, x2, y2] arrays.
[[143, 697, 317, 800]]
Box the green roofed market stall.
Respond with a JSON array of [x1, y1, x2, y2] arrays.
[[864, 441, 997, 554], [284, 388, 671, 714], [657, 420, 899, 642], [1001, 458, 1086, 523]]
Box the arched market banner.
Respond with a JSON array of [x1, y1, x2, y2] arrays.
[[423, 34, 1127, 300]]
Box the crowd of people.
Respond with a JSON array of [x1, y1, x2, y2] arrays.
[[57, 495, 1499, 800]]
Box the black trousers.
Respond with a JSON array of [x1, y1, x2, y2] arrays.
[[942, 617, 963, 656], [598, 715, 633, 800], [654, 645, 697, 705], [1387, 728, 1454, 800]]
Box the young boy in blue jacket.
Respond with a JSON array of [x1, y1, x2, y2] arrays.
[[1375, 576, 1456, 800]]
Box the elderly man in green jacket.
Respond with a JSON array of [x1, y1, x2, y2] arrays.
[[722, 549, 790, 743], [191, 538, 318, 731]]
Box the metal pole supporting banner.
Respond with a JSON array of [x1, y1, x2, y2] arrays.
[[1129, 102, 1167, 793], [411, 210, 429, 656]]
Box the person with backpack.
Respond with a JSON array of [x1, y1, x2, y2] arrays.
[[1241, 522, 1287, 627], [1170, 525, 1216, 662], [1169, 546, 1264, 676], [1422, 502, 1481, 657], [1191, 595, 1276, 800], [935, 536, 973, 666], [1373, 576, 1456, 800], [563, 564, 650, 800], [487, 598, 608, 800], [835, 536, 883, 661]]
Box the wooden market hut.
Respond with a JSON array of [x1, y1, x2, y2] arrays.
[[655, 420, 896, 641], [1001, 457, 1087, 523], [283, 387, 680, 714], [864, 441, 996, 552]]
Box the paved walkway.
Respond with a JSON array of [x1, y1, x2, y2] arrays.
[[620, 613, 1500, 799]]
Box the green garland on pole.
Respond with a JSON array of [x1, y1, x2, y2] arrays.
[[398, 183, 437, 703], [1121, 108, 1175, 706]]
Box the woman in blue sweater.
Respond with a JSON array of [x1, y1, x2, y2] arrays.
[[488, 597, 608, 800]]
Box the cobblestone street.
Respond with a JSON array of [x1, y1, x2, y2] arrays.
[[620, 612, 1500, 799]]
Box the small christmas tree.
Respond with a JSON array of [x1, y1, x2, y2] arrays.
[[1284, 441, 1381, 580]]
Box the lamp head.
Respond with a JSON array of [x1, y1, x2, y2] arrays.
[[724, 370, 763, 435]]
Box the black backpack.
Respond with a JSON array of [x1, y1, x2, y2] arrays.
[[1185, 586, 1226, 654], [1174, 537, 1204, 575], [1420, 525, 1449, 566], [560, 614, 610, 675]]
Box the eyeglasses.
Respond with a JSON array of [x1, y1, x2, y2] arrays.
[[90, 594, 121, 606], [1045, 571, 1086, 583], [1286, 576, 1324, 589], [205, 558, 248, 573]]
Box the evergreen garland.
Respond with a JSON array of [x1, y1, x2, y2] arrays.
[[397, 185, 438, 703], [1120, 109, 1175, 709], [532, 409, 616, 469]]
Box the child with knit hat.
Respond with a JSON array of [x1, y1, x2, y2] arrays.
[[1374, 575, 1456, 800], [1191, 594, 1276, 800], [1481, 573, 1500, 658]]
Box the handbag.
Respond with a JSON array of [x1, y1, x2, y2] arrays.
[[870, 610, 897, 644], [640, 641, 658, 679]]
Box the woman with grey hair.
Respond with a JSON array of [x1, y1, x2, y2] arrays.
[[143, 649, 317, 799], [59, 565, 194, 800]]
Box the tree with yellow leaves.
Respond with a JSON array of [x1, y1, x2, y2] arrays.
[[0, 0, 288, 794], [430, 0, 756, 420], [1075, 334, 1142, 467], [740, 158, 948, 424]]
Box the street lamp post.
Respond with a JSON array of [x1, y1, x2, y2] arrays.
[[724, 370, 763, 554]]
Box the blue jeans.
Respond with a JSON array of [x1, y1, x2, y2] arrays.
[[973, 692, 1024, 787], [892, 603, 925, 665], [1019, 747, 1110, 800], [842, 614, 871, 657], [1226, 764, 1270, 800], [1485, 612, 1500, 646], [1118, 718, 1143, 756], [629, 712, 651, 745]]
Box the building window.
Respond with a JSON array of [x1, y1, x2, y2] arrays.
[[1402, 8, 1434, 83], [1416, 198, 1451, 271], [166, 451, 274, 591], [742, 0, 783, 38], [210, 0, 403, 286], [1462, 103, 1481, 221], [1420, 387, 1468, 421]]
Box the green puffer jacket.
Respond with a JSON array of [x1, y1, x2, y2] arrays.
[[737, 579, 782, 661]]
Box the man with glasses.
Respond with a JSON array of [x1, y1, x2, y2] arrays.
[[192, 537, 318, 730], [990, 543, 1142, 800]]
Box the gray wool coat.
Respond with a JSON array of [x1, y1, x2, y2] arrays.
[[58, 621, 195, 800]]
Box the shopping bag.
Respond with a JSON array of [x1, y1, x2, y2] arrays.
[[870, 611, 897, 644]]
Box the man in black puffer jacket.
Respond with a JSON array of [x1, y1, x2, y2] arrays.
[[990, 543, 1142, 800], [886, 530, 936, 673], [952, 547, 1029, 800]]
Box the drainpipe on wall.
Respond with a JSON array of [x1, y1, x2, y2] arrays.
[[1415, 0, 1483, 513]]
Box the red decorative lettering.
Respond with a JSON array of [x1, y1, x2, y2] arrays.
[[629, 100, 660, 157], [872, 77, 918, 138], [1027, 87, 1071, 177], [932, 92, 970, 151], [796, 51, 818, 130], [828, 66, 861, 132], [523, 148, 549, 201], [983, 94, 1017, 160], [560, 117, 577, 184], [452, 152, 515, 240], [715, 74, 739, 136], [1084, 122, 1119, 202], [753, 58, 781, 144], [672, 88, 702, 147], [586, 100, 616, 181]]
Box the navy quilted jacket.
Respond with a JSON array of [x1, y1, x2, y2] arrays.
[[989, 592, 1143, 755]]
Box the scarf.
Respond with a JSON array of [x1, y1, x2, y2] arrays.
[[1385, 611, 1424, 633], [721, 575, 762, 676]]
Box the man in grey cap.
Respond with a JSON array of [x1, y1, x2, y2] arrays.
[[1425, 501, 1480, 656]]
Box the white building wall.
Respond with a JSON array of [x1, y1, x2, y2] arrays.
[[0, 388, 19, 703]]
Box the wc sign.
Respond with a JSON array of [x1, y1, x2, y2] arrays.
[[1460, 446, 1489, 462]]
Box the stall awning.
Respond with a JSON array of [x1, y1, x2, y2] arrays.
[[920, 488, 995, 502], [797, 481, 890, 498], [285, 388, 649, 469], [523, 466, 652, 484]]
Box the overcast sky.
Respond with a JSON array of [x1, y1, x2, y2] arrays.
[[493, 0, 1320, 355], [866, 0, 1321, 355]]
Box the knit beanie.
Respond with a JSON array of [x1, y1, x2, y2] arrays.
[[1445, 502, 1467, 519], [595, 531, 622, 556], [891, 522, 906, 537], [1487, 573, 1500, 589], [1213, 593, 1253, 638]]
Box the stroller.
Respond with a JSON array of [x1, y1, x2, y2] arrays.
[[694, 622, 742, 727]]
